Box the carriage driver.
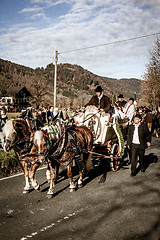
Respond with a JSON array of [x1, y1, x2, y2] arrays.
[[85, 85, 111, 113]]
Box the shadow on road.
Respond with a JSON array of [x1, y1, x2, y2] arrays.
[[39, 151, 159, 196], [136, 152, 158, 175]]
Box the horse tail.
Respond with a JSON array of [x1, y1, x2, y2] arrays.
[[85, 148, 93, 171], [74, 126, 93, 172]]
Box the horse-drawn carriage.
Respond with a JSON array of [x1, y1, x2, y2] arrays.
[[0, 106, 129, 198], [73, 106, 129, 171], [0, 115, 93, 198]]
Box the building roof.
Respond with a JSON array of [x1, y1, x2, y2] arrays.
[[15, 87, 32, 98]]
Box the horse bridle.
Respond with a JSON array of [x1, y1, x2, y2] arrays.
[[19, 134, 51, 164], [8, 131, 32, 152]]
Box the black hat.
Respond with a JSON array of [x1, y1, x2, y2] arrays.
[[134, 114, 142, 120], [95, 86, 103, 92], [118, 94, 124, 98], [129, 98, 134, 101]]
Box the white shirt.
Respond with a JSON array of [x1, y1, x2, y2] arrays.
[[123, 102, 135, 123], [98, 93, 103, 102], [132, 123, 140, 144]]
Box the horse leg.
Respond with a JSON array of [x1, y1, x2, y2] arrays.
[[47, 161, 56, 198], [78, 171, 83, 188], [15, 152, 31, 193], [46, 163, 51, 183], [55, 163, 60, 182], [46, 162, 59, 183], [78, 152, 92, 188], [21, 161, 31, 194], [29, 163, 41, 192], [67, 164, 76, 192]]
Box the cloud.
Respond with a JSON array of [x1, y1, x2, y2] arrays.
[[20, 7, 43, 13], [0, 0, 160, 79], [30, 12, 50, 20]]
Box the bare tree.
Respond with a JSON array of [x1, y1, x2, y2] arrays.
[[141, 38, 160, 109], [0, 78, 8, 97], [30, 75, 51, 109]]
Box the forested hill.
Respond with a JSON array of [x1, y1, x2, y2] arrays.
[[0, 58, 141, 107]]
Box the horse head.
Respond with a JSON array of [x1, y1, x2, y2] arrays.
[[33, 129, 49, 162], [36, 123, 67, 161], [1, 118, 30, 152]]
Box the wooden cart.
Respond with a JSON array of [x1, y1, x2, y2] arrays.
[[73, 106, 129, 171]]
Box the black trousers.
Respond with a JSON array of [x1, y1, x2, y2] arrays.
[[130, 144, 145, 174]]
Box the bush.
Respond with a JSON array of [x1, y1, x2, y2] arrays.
[[0, 149, 22, 178]]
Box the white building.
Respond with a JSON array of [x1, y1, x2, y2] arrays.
[[0, 97, 14, 110]]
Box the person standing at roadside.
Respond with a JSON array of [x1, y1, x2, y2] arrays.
[[47, 106, 54, 123], [127, 114, 151, 176], [144, 109, 153, 132], [20, 106, 35, 130], [1, 107, 8, 125], [35, 109, 44, 130], [41, 106, 48, 124]]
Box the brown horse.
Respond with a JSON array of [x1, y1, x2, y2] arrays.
[[0, 118, 93, 198], [36, 125, 93, 198], [0, 118, 49, 193]]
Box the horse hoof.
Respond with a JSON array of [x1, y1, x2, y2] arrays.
[[36, 186, 41, 192], [47, 194, 53, 199], [23, 189, 30, 194], [78, 183, 83, 188], [70, 188, 75, 193]]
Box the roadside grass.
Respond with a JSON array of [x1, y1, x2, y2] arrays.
[[0, 112, 22, 178], [6, 112, 21, 119], [0, 149, 22, 178]]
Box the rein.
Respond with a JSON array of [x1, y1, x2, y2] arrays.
[[19, 134, 51, 164], [75, 110, 100, 125], [10, 131, 32, 153], [44, 128, 66, 159]]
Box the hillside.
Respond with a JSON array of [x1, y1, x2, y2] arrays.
[[0, 58, 141, 108]]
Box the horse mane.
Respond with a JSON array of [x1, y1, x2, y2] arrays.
[[2, 119, 15, 135], [12, 118, 30, 137]]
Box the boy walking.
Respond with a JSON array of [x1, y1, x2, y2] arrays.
[[127, 114, 151, 176]]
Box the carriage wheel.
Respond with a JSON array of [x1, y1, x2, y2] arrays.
[[110, 143, 121, 171]]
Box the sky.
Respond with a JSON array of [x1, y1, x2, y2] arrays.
[[0, 0, 160, 79]]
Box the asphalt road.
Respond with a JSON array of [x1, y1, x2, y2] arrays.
[[0, 136, 160, 240]]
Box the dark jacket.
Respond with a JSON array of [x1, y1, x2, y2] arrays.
[[85, 94, 111, 113], [47, 111, 54, 122], [144, 112, 153, 123], [20, 109, 33, 120], [36, 114, 44, 130], [127, 123, 151, 149], [116, 100, 127, 108]]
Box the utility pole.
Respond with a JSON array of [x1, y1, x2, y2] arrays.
[[54, 50, 58, 111]]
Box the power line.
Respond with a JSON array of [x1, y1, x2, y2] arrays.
[[59, 32, 160, 54], [58, 53, 68, 63]]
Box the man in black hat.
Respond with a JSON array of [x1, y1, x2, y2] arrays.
[[85, 85, 111, 113], [116, 94, 127, 109], [127, 114, 151, 176]]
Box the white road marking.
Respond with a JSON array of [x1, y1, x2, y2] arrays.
[[20, 209, 83, 240], [0, 166, 47, 181], [0, 165, 66, 181]]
